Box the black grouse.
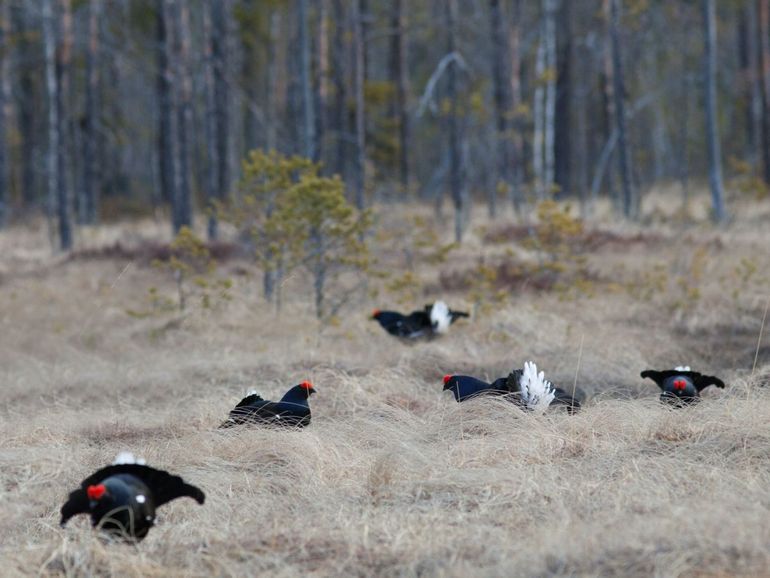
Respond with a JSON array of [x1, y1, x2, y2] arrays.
[[641, 366, 725, 406], [443, 361, 581, 413], [60, 453, 205, 542], [220, 381, 316, 428], [371, 300, 469, 339]]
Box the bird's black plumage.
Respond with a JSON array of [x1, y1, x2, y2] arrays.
[[443, 367, 581, 413], [220, 382, 316, 428], [60, 462, 205, 542], [641, 368, 725, 406], [371, 301, 469, 340], [371, 309, 431, 339]]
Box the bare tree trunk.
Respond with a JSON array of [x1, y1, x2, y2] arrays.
[[298, 0, 316, 160], [56, 0, 73, 249], [509, 0, 524, 211], [43, 0, 58, 246], [170, 0, 193, 232], [609, 0, 634, 218], [679, 76, 691, 211], [745, 0, 763, 170], [489, 0, 516, 217], [0, 0, 10, 226], [533, 29, 546, 200], [203, 0, 219, 240], [14, 7, 36, 209], [331, 0, 347, 179], [446, 0, 464, 242], [315, 0, 330, 164], [543, 0, 557, 197], [156, 0, 175, 208], [575, 24, 589, 216], [554, 0, 571, 198], [601, 0, 617, 206], [703, 0, 726, 222], [266, 10, 280, 151], [81, 0, 102, 225], [390, 0, 411, 198], [212, 0, 229, 212], [352, 0, 366, 210], [758, 0, 770, 183]]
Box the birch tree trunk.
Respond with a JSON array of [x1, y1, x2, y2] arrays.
[[703, 0, 726, 222]]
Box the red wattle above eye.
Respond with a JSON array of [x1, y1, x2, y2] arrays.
[[87, 484, 106, 500]]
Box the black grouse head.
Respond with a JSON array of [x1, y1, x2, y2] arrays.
[[296, 380, 316, 398], [371, 309, 382, 320]]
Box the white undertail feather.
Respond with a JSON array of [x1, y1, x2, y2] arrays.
[[430, 300, 451, 334], [519, 361, 556, 411], [675, 366, 691, 372], [113, 452, 146, 466], [247, 389, 258, 396]]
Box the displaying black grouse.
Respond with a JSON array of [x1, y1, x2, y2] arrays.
[[443, 361, 581, 413], [641, 366, 726, 406], [60, 453, 205, 542], [220, 381, 316, 428], [371, 300, 469, 339]]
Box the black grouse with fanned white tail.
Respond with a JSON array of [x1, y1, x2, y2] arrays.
[[443, 361, 581, 413], [641, 366, 725, 406], [59, 452, 205, 542], [220, 381, 316, 428]]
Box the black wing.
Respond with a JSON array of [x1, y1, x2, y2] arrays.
[[77, 464, 205, 508], [60, 488, 89, 526], [640, 370, 667, 389], [641, 369, 725, 392], [220, 394, 271, 427], [234, 393, 265, 409], [692, 373, 726, 391]]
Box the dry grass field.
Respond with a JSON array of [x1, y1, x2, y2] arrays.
[[2, 194, 770, 577]]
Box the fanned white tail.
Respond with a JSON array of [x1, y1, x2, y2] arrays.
[[113, 452, 146, 466], [430, 301, 451, 334], [519, 361, 556, 411], [674, 365, 691, 372]]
